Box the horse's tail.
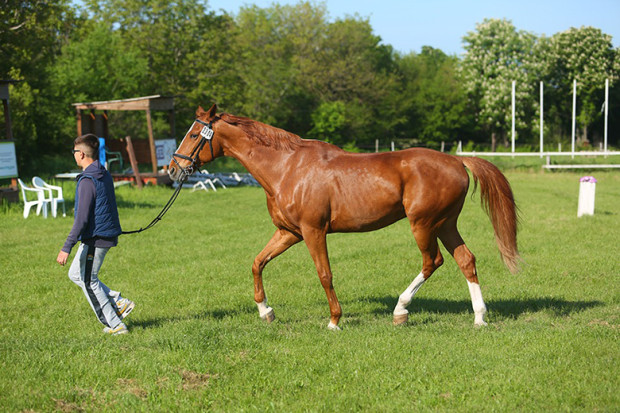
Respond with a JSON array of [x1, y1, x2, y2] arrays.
[[461, 157, 520, 273]]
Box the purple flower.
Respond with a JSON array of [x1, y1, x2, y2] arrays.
[[580, 176, 597, 183]]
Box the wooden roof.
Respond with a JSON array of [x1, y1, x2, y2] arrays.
[[72, 95, 174, 111]]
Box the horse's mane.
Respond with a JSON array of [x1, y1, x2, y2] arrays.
[[219, 113, 303, 151]]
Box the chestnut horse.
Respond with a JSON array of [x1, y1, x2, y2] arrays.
[[169, 105, 519, 330]]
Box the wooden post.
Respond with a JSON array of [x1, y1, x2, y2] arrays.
[[3, 99, 13, 140], [125, 136, 143, 189], [146, 109, 157, 174], [103, 110, 109, 139], [76, 108, 82, 136], [169, 109, 176, 139]]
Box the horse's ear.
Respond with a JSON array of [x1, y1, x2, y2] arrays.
[[206, 104, 217, 119], [196, 104, 217, 119]]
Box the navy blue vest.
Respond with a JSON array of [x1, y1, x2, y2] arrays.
[[75, 168, 122, 240]]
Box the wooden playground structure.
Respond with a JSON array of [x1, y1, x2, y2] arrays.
[[73, 95, 176, 186]]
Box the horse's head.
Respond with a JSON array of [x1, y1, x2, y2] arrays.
[[168, 104, 223, 181]]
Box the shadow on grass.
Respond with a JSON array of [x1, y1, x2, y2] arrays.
[[130, 297, 603, 329], [115, 199, 161, 209], [130, 304, 256, 330], [366, 296, 603, 319]]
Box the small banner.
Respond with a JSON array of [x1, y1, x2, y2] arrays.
[[0, 141, 18, 179]]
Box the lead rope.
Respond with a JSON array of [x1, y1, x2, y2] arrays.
[[121, 173, 188, 235]]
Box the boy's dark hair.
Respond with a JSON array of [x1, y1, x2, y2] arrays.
[[74, 134, 100, 159]]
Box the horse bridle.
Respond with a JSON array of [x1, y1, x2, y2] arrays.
[[171, 118, 216, 179]]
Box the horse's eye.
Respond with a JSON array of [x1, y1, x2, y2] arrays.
[[190, 134, 198, 139]]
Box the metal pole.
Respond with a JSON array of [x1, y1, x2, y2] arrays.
[[572, 79, 576, 159], [540, 81, 544, 158], [512, 80, 516, 153], [604, 78, 609, 154]]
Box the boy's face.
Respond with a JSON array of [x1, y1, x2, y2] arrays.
[[73, 145, 86, 168]]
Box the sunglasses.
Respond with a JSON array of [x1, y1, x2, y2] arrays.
[[72, 149, 81, 154]]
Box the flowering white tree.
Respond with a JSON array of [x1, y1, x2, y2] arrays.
[[460, 19, 540, 150], [545, 27, 618, 143]]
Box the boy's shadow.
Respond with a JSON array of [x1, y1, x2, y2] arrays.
[[130, 305, 256, 330]]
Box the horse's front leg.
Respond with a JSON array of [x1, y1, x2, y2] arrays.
[[252, 229, 301, 322], [302, 227, 342, 330]]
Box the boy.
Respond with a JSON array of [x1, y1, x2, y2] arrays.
[[56, 134, 135, 335]]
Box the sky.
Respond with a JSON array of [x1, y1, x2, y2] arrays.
[[206, 0, 620, 56]]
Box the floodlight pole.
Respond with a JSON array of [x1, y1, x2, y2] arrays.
[[571, 79, 576, 159], [540, 81, 544, 158], [511, 81, 516, 154]]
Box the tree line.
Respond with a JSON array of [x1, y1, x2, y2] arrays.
[[2, 0, 619, 175]]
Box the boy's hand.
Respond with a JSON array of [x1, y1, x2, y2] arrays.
[[57, 250, 69, 266]]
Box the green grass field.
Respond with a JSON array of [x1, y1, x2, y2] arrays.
[[1, 170, 618, 411]]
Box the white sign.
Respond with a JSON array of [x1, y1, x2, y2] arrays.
[[0, 141, 18, 179], [155, 139, 177, 167]]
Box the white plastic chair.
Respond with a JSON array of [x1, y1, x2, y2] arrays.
[[17, 178, 48, 219], [32, 176, 66, 217]]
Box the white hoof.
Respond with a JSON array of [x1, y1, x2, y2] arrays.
[[256, 300, 275, 322], [260, 308, 275, 323], [474, 313, 487, 326], [327, 321, 341, 331]]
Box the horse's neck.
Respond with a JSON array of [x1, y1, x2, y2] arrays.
[[223, 136, 290, 195]]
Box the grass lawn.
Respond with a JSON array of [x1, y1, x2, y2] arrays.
[[0, 169, 618, 411]]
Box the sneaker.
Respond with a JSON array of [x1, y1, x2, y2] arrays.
[[116, 298, 135, 319], [103, 323, 128, 335]]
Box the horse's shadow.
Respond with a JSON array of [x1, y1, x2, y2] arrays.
[[364, 295, 602, 319], [130, 296, 602, 330]]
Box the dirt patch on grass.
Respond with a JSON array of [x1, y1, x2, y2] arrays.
[[179, 369, 218, 391], [116, 378, 148, 399], [52, 398, 83, 412]]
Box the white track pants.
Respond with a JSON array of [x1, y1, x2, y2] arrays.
[[68, 244, 123, 329]]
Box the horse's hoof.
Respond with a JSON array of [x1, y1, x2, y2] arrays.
[[327, 321, 341, 331], [261, 309, 275, 323], [393, 313, 408, 325]]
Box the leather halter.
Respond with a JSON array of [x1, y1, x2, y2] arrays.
[[171, 118, 216, 178]]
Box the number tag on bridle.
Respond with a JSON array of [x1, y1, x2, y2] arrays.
[[200, 125, 214, 140]]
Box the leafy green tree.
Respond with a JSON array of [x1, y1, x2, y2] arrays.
[[299, 16, 401, 146], [49, 23, 149, 139], [232, 2, 327, 129], [460, 19, 539, 150], [308, 101, 346, 144], [1, 0, 79, 174], [0, 0, 76, 79], [82, 0, 234, 126], [395, 47, 470, 148]]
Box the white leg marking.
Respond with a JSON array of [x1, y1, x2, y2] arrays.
[[327, 321, 341, 331], [467, 280, 487, 326], [394, 272, 426, 316], [256, 299, 273, 319]]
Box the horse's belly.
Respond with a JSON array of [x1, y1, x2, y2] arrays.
[[328, 199, 406, 233]]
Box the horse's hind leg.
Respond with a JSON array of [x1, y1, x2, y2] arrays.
[[393, 226, 444, 325], [252, 229, 301, 322], [439, 224, 487, 326]]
